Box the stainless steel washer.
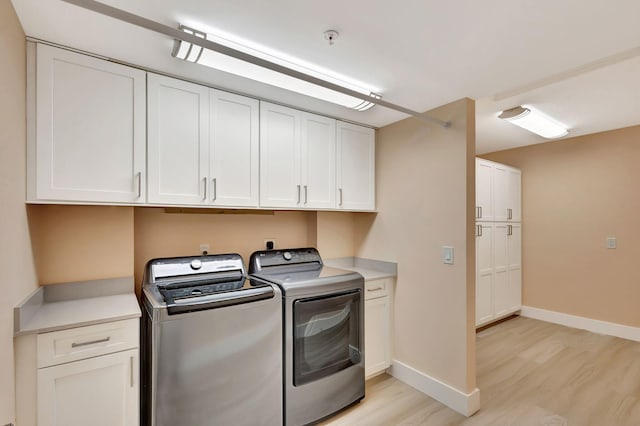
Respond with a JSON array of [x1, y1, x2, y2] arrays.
[[249, 248, 364, 426], [141, 253, 282, 426]]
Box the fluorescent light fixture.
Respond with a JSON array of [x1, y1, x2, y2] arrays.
[[171, 25, 381, 111], [498, 106, 568, 139]]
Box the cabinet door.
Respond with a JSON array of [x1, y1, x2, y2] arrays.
[[493, 163, 510, 221], [476, 222, 494, 326], [493, 223, 510, 317], [37, 348, 138, 426], [260, 102, 301, 207], [147, 74, 209, 204], [475, 158, 494, 221], [336, 122, 375, 211], [507, 168, 522, 222], [210, 90, 259, 207], [301, 112, 336, 209], [506, 223, 522, 312], [34, 44, 146, 203], [365, 296, 390, 377]]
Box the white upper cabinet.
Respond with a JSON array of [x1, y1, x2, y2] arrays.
[[476, 158, 521, 222], [29, 43, 146, 203], [28, 44, 374, 211], [336, 122, 375, 211], [147, 74, 259, 207], [260, 102, 340, 209], [260, 102, 301, 208], [147, 74, 209, 205], [300, 112, 336, 209], [210, 90, 260, 207]]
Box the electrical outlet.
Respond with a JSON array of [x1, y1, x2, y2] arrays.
[[199, 243, 210, 255], [264, 239, 276, 250], [606, 237, 617, 249]]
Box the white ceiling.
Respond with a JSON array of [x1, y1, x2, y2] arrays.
[[11, 0, 640, 153]]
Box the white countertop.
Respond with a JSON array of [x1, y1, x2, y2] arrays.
[[14, 277, 141, 336], [324, 257, 397, 281]]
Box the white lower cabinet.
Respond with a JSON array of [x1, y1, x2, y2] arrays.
[[364, 278, 392, 378], [37, 349, 139, 426], [35, 319, 140, 426], [476, 222, 522, 327]]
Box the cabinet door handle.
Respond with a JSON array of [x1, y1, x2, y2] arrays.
[[297, 185, 301, 204], [130, 356, 134, 388], [202, 177, 207, 201], [367, 287, 383, 292], [508, 224, 513, 236], [135, 172, 142, 198], [304, 185, 308, 204], [478, 206, 482, 218], [508, 208, 512, 219], [212, 178, 217, 201], [339, 188, 343, 206], [71, 336, 110, 348]]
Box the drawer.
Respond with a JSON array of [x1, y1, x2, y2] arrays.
[[364, 278, 389, 300], [37, 318, 139, 368]]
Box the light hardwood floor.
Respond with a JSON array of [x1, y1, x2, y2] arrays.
[[321, 316, 640, 425]]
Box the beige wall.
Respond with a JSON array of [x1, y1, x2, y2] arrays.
[[482, 125, 640, 327], [316, 211, 356, 258], [28, 205, 135, 284], [0, 1, 39, 422], [355, 99, 476, 394], [133, 208, 315, 289]]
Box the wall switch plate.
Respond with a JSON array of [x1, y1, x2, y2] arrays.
[[442, 246, 454, 265], [199, 243, 210, 255], [606, 237, 617, 249]]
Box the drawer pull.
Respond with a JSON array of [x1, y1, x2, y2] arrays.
[[367, 287, 383, 292], [71, 336, 110, 348]]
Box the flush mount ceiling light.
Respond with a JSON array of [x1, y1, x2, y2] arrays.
[[60, 0, 450, 127], [172, 25, 381, 111], [498, 106, 568, 139]]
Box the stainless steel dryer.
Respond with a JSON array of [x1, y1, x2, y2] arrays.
[[141, 253, 282, 426], [249, 248, 364, 426]]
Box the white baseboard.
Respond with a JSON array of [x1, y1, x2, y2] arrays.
[[520, 306, 640, 342], [388, 360, 480, 417]]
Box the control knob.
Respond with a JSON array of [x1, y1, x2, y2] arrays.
[[283, 251, 293, 261]]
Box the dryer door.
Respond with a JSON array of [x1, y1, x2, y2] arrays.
[[293, 289, 362, 386]]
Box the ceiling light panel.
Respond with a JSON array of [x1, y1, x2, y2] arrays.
[[171, 25, 381, 111], [498, 106, 568, 139]]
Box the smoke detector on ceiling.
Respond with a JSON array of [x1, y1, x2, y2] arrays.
[[324, 30, 339, 46]]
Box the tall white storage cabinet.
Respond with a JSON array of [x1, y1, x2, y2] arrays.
[[28, 43, 146, 204], [475, 158, 522, 327]]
